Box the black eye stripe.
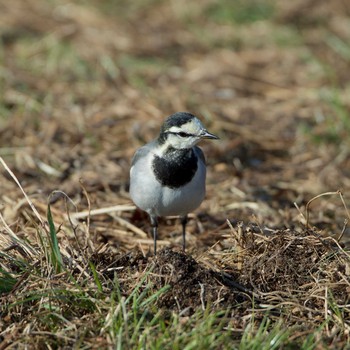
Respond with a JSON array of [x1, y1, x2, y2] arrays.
[[167, 131, 195, 137]]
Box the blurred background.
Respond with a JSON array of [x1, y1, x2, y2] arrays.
[[1, 0, 350, 249]]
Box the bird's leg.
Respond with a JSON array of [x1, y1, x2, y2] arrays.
[[150, 215, 158, 255], [180, 215, 188, 251]]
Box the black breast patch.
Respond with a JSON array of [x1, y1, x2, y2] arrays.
[[152, 149, 198, 189]]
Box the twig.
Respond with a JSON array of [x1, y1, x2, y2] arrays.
[[199, 282, 206, 311], [78, 180, 95, 252], [219, 271, 262, 302], [305, 190, 350, 243], [79, 179, 91, 238], [0, 157, 44, 226], [70, 205, 136, 221], [337, 191, 350, 242], [0, 211, 36, 256], [294, 202, 306, 224], [338, 219, 348, 243], [109, 214, 148, 238], [305, 190, 339, 229]]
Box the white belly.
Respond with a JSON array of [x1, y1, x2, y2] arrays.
[[130, 153, 206, 217]]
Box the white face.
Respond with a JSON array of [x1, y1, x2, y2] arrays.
[[166, 118, 205, 149]]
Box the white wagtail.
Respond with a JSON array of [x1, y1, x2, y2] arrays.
[[130, 112, 218, 254]]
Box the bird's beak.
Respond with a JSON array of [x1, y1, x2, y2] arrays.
[[201, 130, 219, 140]]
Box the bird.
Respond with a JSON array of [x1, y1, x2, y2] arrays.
[[129, 112, 218, 255]]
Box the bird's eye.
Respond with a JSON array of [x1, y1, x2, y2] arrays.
[[177, 132, 188, 137]]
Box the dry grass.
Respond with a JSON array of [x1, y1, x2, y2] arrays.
[[1, 0, 350, 348]]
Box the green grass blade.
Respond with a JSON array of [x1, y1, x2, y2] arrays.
[[89, 261, 103, 293], [47, 203, 64, 273], [0, 268, 17, 294]]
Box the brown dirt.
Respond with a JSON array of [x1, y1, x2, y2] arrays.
[[91, 225, 349, 314]]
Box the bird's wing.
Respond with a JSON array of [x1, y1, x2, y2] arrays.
[[194, 146, 206, 165], [131, 141, 155, 166]]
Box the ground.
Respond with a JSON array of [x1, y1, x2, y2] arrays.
[[1, 0, 350, 349]]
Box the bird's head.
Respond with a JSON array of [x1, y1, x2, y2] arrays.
[[158, 112, 218, 150]]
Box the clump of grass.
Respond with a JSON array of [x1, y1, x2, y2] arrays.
[[239, 316, 290, 350]]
